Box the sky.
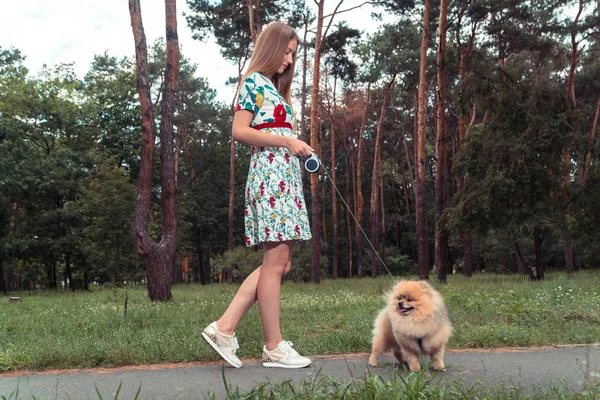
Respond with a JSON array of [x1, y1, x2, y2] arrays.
[[1, 0, 386, 103]]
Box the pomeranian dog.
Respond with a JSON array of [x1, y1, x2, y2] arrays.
[[368, 280, 452, 371]]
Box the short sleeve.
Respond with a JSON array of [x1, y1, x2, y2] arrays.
[[237, 73, 261, 115]]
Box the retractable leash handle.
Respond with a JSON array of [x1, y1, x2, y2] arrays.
[[300, 152, 321, 173]]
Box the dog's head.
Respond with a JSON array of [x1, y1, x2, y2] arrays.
[[387, 280, 436, 317]]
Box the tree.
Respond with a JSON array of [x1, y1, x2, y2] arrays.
[[434, 0, 449, 284], [129, 0, 180, 301], [416, 0, 432, 280]]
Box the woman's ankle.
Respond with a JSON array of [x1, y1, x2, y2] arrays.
[[216, 320, 235, 336]]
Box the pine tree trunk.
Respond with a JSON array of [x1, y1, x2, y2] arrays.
[[355, 86, 370, 278], [309, 0, 325, 284], [129, 0, 179, 301], [345, 150, 354, 278], [434, 0, 448, 284], [416, 0, 432, 280], [331, 78, 339, 279]]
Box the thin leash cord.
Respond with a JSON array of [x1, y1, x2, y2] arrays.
[[317, 163, 396, 283]]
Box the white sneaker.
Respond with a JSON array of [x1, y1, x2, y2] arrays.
[[201, 322, 242, 368], [262, 341, 312, 369]]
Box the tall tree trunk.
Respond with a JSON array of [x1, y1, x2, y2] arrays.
[[129, 0, 179, 301], [416, 0, 432, 280], [561, 0, 583, 275], [330, 78, 339, 279], [434, 0, 448, 284], [355, 85, 370, 278], [308, 0, 325, 284], [345, 149, 354, 278], [455, 1, 477, 278]]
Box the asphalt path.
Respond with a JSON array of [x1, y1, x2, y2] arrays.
[[1, 345, 598, 399]]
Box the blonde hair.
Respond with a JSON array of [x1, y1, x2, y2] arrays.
[[238, 22, 299, 109]]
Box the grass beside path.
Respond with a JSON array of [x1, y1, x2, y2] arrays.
[[1, 271, 599, 371]]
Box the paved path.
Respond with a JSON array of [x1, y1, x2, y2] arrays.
[[1, 345, 598, 399]]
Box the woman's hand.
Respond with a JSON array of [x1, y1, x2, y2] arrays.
[[286, 138, 314, 158]]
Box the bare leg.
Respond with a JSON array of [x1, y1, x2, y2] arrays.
[[258, 241, 293, 350], [216, 266, 262, 335], [216, 242, 293, 341]]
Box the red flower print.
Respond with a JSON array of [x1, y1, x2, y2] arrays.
[[236, 104, 241, 111], [269, 196, 276, 208], [253, 198, 257, 206], [253, 162, 257, 168], [260, 182, 264, 195], [278, 232, 283, 241], [244, 206, 248, 216], [245, 236, 251, 245], [274, 104, 286, 123], [269, 152, 274, 163], [265, 227, 270, 237], [287, 189, 290, 194], [285, 153, 290, 162], [295, 197, 303, 210], [247, 187, 250, 197], [295, 225, 301, 235], [279, 181, 285, 191]]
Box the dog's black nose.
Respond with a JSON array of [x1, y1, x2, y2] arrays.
[[397, 302, 404, 309]]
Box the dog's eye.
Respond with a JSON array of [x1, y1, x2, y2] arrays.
[[407, 297, 413, 302]]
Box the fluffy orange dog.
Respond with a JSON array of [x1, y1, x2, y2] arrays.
[[368, 280, 452, 371]]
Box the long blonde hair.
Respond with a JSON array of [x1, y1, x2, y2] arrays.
[[238, 22, 299, 109]]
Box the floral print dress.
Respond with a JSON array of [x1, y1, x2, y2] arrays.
[[237, 72, 312, 247]]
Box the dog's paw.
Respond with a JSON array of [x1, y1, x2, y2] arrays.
[[431, 361, 445, 371], [408, 363, 421, 372]]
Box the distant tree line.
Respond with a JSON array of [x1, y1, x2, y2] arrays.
[[1, 0, 599, 295]]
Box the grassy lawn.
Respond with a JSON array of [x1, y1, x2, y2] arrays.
[[1, 271, 599, 372]]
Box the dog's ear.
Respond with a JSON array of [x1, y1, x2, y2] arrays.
[[419, 280, 431, 292]]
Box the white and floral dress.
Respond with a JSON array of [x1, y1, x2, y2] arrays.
[[236, 72, 312, 247]]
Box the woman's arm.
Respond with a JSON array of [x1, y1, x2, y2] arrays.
[[232, 110, 313, 158]]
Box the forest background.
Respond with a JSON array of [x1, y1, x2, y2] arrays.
[[0, 0, 599, 298]]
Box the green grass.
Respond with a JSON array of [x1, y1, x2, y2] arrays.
[[1, 271, 599, 371], [211, 368, 600, 400]]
